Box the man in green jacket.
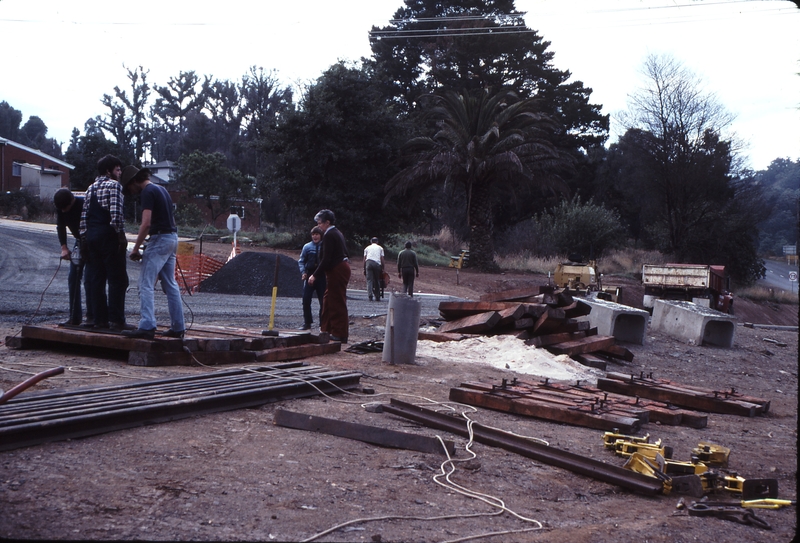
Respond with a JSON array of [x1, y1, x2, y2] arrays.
[[397, 241, 419, 296]]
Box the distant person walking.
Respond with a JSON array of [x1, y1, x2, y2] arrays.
[[308, 209, 351, 342], [397, 241, 419, 296], [298, 226, 325, 330], [54, 188, 93, 326], [79, 154, 131, 331], [120, 166, 185, 340], [363, 237, 384, 301]]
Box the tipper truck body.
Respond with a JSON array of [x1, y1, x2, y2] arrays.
[[642, 264, 733, 313]]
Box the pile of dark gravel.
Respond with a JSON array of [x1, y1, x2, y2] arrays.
[[198, 252, 304, 298]]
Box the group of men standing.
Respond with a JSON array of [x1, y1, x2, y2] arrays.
[[54, 154, 185, 340], [57, 164, 420, 346]]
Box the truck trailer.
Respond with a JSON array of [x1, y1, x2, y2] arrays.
[[642, 264, 733, 313]]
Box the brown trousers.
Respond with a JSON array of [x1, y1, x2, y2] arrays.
[[321, 260, 351, 339]]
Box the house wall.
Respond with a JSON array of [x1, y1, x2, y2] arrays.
[[20, 165, 63, 202], [0, 142, 71, 193]]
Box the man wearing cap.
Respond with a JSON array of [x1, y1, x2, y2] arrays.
[[79, 154, 132, 331], [121, 166, 185, 340], [363, 236, 384, 301]]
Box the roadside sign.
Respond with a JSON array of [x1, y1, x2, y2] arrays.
[[790, 272, 798, 282], [227, 213, 241, 233]]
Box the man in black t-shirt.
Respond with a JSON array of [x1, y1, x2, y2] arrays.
[[120, 166, 185, 340]]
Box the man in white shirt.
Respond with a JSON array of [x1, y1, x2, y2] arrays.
[[363, 237, 384, 301]]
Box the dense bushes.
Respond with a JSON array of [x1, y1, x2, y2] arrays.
[[0, 190, 43, 220]]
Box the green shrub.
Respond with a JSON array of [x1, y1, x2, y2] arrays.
[[174, 203, 204, 227], [0, 190, 42, 220]]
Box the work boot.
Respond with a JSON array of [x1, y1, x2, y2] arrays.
[[299, 323, 312, 330], [121, 328, 156, 340], [162, 329, 185, 339], [110, 322, 135, 332]]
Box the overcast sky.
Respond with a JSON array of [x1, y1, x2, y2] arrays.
[[1, 0, 797, 171]]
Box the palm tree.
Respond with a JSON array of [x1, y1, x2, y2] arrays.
[[385, 88, 569, 271]]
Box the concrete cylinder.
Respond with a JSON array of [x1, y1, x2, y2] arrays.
[[382, 293, 421, 365]]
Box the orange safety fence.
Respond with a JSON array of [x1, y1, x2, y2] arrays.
[[175, 253, 225, 293]]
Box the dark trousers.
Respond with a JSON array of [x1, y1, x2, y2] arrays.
[[321, 260, 351, 340], [85, 227, 129, 326], [401, 268, 416, 296], [302, 274, 326, 326], [67, 259, 93, 324], [366, 259, 382, 300]]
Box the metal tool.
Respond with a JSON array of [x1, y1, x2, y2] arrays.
[[692, 441, 730, 467], [623, 452, 672, 494], [602, 430, 650, 449], [687, 501, 771, 529]]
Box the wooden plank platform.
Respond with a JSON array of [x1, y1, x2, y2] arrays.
[[7, 324, 338, 367]]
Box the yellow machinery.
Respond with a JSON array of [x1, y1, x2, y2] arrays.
[[553, 259, 622, 303]]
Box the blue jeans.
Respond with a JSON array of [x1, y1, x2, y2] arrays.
[[137, 233, 185, 332]]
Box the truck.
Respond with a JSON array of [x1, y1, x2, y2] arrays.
[[553, 259, 622, 303], [641, 264, 733, 313]]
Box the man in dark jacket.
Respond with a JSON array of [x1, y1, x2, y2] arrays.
[[397, 241, 420, 296], [54, 188, 93, 326], [308, 209, 351, 342]]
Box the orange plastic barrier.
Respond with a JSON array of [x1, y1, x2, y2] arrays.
[[175, 254, 225, 293]]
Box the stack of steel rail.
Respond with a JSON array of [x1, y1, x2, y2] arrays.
[[0, 362, 361, 451]]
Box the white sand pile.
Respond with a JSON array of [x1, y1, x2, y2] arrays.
[[415, 335, 604, 383]]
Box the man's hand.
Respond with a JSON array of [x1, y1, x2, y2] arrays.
[[60, 247, 71, 260], [308, 275, 316, 286], [129, 249, 142, 262], [301, 273, 308, 282], [117, 232, 128, 254]]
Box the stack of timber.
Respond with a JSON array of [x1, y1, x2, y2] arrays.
[[0, 361, 362, 451], [430, 287, 634, 370], [5, 324, 340, 367], [449, 378, 708, 432], [597, 372, 770, 417]]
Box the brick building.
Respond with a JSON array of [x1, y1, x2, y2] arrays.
[[0, 137, 73, 201]]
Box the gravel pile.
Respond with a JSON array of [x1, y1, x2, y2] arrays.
[[198, 251, 304, 298]]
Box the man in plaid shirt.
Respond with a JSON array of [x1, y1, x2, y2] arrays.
[[79, 155, 132, 331]]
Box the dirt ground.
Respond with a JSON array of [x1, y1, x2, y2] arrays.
[[0, 242, 797, 542]]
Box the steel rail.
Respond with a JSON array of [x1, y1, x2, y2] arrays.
[[0, 368, 355, 419], [382, 399, 664, 496], [3, 362, 316, 405], [0, 370, 361, 451], [0, 372, 359, 427]]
